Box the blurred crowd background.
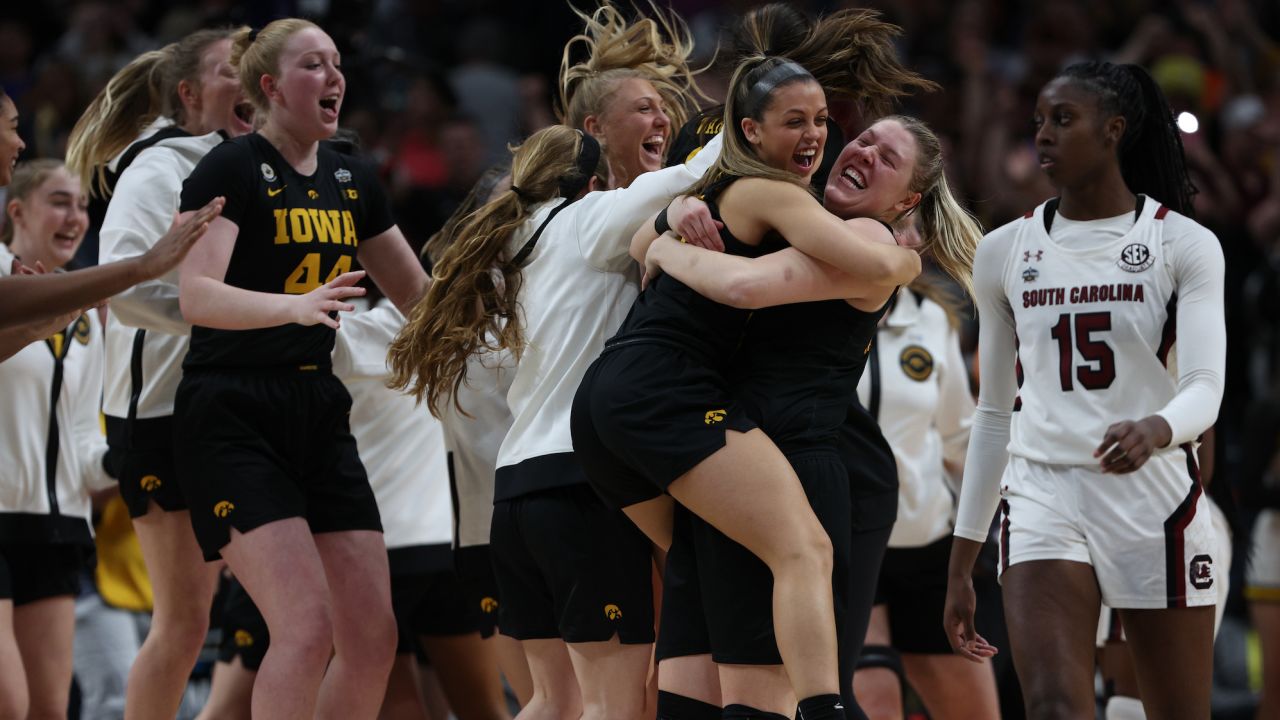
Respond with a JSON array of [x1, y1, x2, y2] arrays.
[[2, 0, 1279, 716]]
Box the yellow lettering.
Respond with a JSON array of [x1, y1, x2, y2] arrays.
[[289, 209, 313, 244], [325, 254, 352, 283], [273, 209, 289, 244], [312, 210, 342, 244], [284, 253, 321, 294], [341, 211, 357, 246]]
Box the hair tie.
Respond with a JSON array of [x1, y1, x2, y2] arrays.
[[247, 27, 260, 44], [510, 185, 534, 202], [558, 130, 601, 199], [744, 60, 813, 116]]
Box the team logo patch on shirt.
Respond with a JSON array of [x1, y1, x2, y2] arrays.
[[334, 168, 352, 183], [260, 163, 276, 182], [1189, 554, 1214, 590], [1118, 243, 1154, 273], [900, 345, 934, 381], [604, 604, 623, 620]]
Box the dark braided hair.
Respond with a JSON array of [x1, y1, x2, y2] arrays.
[[1057, 61, 1197, 217]]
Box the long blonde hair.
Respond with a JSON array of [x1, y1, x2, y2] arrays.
[[558, 1, 706, 140], [65, 28, 240, 198], [387, 126, 599, 416], [887, 115, 981, 299]]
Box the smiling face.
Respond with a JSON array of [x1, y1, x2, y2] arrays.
[[741, 79, 828, 180], [0, 96, 25, 187], [261, 26, 344, 142], [6, 166, 89, 269], [1033, 76, 1124, 191], [823, 118, 921, 222], [185, 38, 254, 137], [587, 76, 671, 189]]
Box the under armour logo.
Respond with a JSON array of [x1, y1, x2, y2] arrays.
[[1023, 250, 1043, 262]]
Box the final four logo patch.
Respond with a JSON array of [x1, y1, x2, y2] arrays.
[[334, 168, 353, 183], [1118, 243, 1154, 273]]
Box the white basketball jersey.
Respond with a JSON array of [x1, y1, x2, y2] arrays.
[[996, 197, 1197, 465]]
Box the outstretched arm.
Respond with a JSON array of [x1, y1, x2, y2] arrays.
[[0, 198, 224, 330], [645, 215, 898, 308]]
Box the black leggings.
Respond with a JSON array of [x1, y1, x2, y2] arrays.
[[839, 523, 893, 720]]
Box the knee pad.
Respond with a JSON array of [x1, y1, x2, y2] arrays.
[[1105, 695, 1147, 720], [657, 690, 722, 720], [722, 704, 790, 720], [855, 644, 904, 683]]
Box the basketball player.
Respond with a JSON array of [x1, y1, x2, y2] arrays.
[[945, 61, 1225, 720], [175, 19, 426, 718]]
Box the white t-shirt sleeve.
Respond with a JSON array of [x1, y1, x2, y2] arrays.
[[75, 318, 113, 493], [331, 304, 406, 382], [98, 151, 189, 336], [954, 227, 1018, 542], [576, 133, 722, 272], [1154, 223, 1225, 445]]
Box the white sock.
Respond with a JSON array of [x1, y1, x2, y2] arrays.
[[1105, 695, 1146, 720]]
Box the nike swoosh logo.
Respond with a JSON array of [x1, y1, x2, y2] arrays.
[[267, 186, 286, 197]]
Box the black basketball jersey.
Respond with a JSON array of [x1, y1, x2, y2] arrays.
[[605, 175, 782, 365], [179, 133, 393, 370]]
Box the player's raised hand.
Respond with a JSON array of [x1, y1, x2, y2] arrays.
[[293, 270, 367, 329], [140, 197, 225, 280]]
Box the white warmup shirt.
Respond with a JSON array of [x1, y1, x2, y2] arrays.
[[331, 301, 451, 551], [0, 245, 112, 542], [439, 347, 514, 548], [955, 198, 1225, 541], [98, 118, 222, 420], [494, 134, 722, 491], [857, 291, 973, 547]]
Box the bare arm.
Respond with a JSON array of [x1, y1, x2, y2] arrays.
[[727, 178, 921, 287], [357, 225, 429, 315], [0, 197, 223, 329], [646, 216, 899, 308], [178, 215, 366, 330]]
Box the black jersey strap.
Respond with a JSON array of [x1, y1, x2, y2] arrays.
[[510, 131, 601, 267], [867, 338, 882, 422], [1043, 194, 1145, 233]]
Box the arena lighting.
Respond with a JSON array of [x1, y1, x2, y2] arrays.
[[1177, 111, 1200, 134]]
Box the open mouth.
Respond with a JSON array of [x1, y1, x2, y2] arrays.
[[840, 166, 866, 190], [793, 147, 818, 171], [319, 95, 340, 119], [53, 231, 79, 245], [641, 134, 665, 161], [233, 102, 255, 127], [1039, 153, 1056, 170]]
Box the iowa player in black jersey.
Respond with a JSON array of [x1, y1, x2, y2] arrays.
[[640, 117, 981, 719], [175, 19, 426, 718], [571, 51, 927, 718]]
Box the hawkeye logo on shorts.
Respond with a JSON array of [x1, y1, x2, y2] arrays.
[[900, 345, 934, 381], [335, 168, 352, 183], [704, 409, 727, 425], [261, 163, 276, 182], [604, 604, 623, 621], [480, 597, 498, 613], [1189, 554, 1214, 590], [213, 501, 235, 518], [1118, 243, 1154, 273], [234, 630, 254, 647], [140, 475, 162, 492]]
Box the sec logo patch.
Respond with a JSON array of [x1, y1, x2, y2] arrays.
[[1118, 243, 1154, 273]]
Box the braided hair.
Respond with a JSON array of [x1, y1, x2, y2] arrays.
[[1057, 61, 1197, 217]]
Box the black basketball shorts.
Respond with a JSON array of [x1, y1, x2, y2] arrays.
[[217, 576, 270, 671], [0, 542, 89, 606], [873, 535, 954, 654], [571, 341, 757, 510], [389, 544, 493, 652], [106, 415, 189, 518], [490, 483, 654, 644], [174, 369, 381, 561]]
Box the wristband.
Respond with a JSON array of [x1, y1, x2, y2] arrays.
[[654, 205, 672, 235]]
